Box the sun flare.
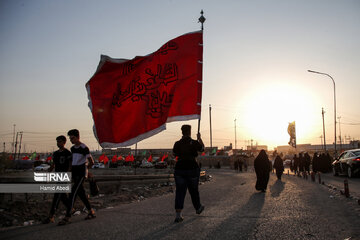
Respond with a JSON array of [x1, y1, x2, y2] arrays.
[[239, 81, 320, 148]]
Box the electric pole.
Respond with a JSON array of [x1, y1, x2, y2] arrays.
[[17, 132, 23, 160], [338, 116, 342, 152], [322, 108, 326, 151], [209, 104, 212, 149], [234, 119, 237, 150]]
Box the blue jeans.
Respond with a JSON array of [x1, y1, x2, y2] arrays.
[[174, 168, 201, 210]]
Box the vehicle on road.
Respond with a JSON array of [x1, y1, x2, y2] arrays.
[[92, 163, 105, 169], [34, 163, 50, 171], [332, 148, 360, 178], [284, 159, 292, 167]]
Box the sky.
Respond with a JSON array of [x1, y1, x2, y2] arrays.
[[1, 0, 359, 153]]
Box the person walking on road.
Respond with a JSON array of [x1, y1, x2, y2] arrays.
[[304, 152, 311, 174], [58, 129, 96, 225], [43, 135, 72, 224], [273, 155, 284, 180], [172, 125, 205, 223], [254, 149, 271, 192]]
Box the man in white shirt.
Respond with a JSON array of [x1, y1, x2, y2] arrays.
[[58, 129, 96, 225]]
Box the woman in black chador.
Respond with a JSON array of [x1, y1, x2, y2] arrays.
[[273, 155, 284, 180], [254, 150, 271, 192]]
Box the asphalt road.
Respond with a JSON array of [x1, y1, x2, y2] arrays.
[[1, 169, 360, 240], [283, 167, 360, 199]]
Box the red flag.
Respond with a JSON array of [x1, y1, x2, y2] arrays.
[[111, 155, 117, 163], [46, 156, 52, 162], [161, 154, 168, 162], [147, 155, 153, 162], [103, 155, 109, 165], [117, 155, 123, 161], [99, 154, 105, 163], [86, 31, 203, 148], [22, 156, 29, 160]]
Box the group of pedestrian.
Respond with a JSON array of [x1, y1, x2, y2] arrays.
[[45, 125, 335, 225], [312, 152, 333, 173], [43, 129, 96, 226], [290, 152, 311, 175]]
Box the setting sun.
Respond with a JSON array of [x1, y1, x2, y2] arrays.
[[238, 81, 321, 148]]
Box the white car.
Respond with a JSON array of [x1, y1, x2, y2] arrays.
[[34, 164, 50, 171], [92, 163, 105, 169]]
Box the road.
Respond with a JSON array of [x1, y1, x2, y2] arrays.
[[1, 169, 359, 240], [282, 167, 360, 200]]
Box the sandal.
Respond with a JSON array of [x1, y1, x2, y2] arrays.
[[42, 216, 55, 224], [84, 209, 96, 220]]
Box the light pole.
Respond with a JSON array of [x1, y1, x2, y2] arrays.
[[308, 70, 337, 156], [234, 119, 237, 150]]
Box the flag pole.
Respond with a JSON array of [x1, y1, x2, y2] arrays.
[[198, 10, 206, 135]]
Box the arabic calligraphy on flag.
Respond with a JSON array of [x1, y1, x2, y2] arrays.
[[86, 31, 203, 148]]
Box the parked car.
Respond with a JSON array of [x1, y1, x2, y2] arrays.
[[332, 149, 360, 178], [34, 163, 50, 171], [283, 159, 292, 167], [92, 163, 105, 169]]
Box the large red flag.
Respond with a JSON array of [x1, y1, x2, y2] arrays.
[[86, 31, 203, 148]]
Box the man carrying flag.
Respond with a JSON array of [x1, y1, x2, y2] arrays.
[[173, 125, 205, 223]]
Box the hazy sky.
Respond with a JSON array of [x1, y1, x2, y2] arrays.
[[1, 0, 359, 153]]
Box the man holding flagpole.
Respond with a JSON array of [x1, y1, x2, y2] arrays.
[[173, 124, 205, 223]]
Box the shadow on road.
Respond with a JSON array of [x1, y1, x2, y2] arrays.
[[204, 192, 265, 239], [270, 180, 285, 198]]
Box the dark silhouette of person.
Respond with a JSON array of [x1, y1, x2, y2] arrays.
[[312, 152, 319, 173], [319, 153, 326, 172], [234, 158, 239, 171], [273, 155, 284, 180], [325, 152, 333, 172], [172, 125, 205, 223], [254, 150, 271, 192], [293, 154, 299, 175], [299, 152, 305, 173], [304, 152, 311, 174]]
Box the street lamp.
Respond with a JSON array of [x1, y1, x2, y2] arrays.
[[308, 70, 337, 156]]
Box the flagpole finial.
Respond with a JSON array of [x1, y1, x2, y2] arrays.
[[198, 9, 206, 30]]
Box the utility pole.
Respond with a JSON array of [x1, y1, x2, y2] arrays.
[[234, 119, 237, 150], [209, 104, 212, 149], [338, 116, 342, 152], [12, 124, 16, 156], [14, 132, 19, 160], [322, 108, 326, 151], [3, 142, 5, 153], [17, 132, 23, 160]]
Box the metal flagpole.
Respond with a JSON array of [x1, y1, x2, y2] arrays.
[[197, 10, 206, 135]]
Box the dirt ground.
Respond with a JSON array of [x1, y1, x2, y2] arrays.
[[0, 182, 175, 228]]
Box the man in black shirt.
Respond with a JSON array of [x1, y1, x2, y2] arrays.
[[43, 135, 72, 224], [173, 125, 205, 223]]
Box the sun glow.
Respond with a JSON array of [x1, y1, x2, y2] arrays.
[[238, 81, 320, 148]]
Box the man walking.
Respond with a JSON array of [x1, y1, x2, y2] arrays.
[[43, 135, 72, 224], [173, 125, 205, 223], [58, 129, 96, 225]]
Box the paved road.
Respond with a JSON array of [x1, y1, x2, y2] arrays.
[[282, 167, 360, 199], [1, 169, 360, 240]]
